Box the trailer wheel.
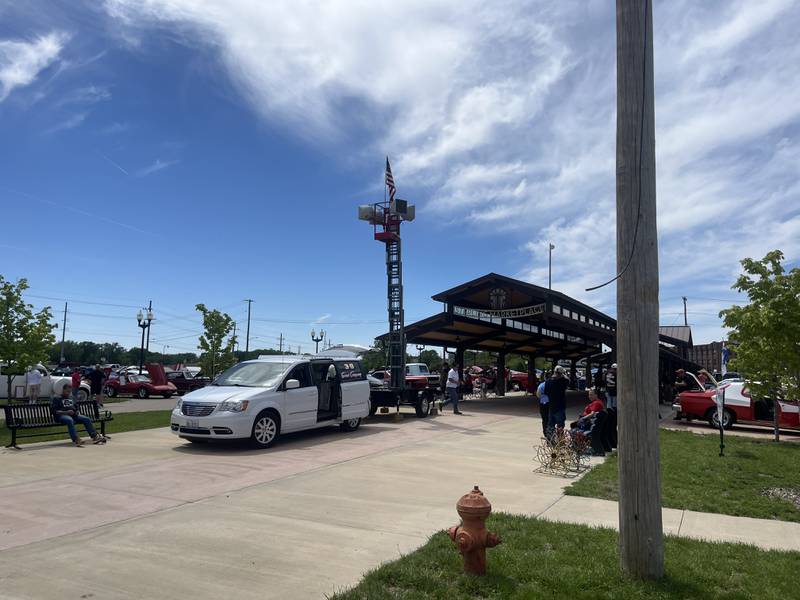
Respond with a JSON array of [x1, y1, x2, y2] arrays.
[[415, 392, 432, 418]]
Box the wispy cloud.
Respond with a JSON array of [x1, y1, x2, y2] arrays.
[[105, 0, 800, 342], [0, 31, 69, 102], [43, 111, 87, 135], [96, 151, 130, 175], [100, 121, 131, 135], [3, 188, 154, 236], [312, 314, 332, 325], [136, 158, 179, 177], [57, 84, 111, 106]]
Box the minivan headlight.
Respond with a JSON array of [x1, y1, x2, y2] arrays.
[[219, 400, 249, 413]]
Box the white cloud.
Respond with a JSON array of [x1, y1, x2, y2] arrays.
[[43, 111, 87, 134], [136, 158, 179, 177], [0, 31, 68, 102], [104, 0, 800, 343]]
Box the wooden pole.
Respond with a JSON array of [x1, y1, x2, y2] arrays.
[[616, 0, 664, 579]]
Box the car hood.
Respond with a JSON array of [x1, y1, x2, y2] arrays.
[[181, 385, 268, 403]]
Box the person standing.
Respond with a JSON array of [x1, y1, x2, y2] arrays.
[[51, 384, 106, 446], [25, 366, 42, 404], [439, 361, 449, 399], [536, 374, 549, 437], [605, 363, 618, 409], [442, 363, 463, 415], [70, 368, 82, 403], [87, 364, 105, 407], [544, 366, 569, 436]]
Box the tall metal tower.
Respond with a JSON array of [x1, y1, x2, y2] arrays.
[[359, 190, 415, 393]]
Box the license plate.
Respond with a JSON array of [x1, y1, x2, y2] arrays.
[[186, 419, 199, 428]]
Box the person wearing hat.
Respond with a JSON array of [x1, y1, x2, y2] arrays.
[[605, 363, 618, 409], [544, 365, 569, 436], [674, 368, 698, 393]]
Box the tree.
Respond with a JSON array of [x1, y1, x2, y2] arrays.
[[0, 276, 57, 397], [195, 304, 237, 378], [360, 339, 389, 372], [720, 250, 800, 442]]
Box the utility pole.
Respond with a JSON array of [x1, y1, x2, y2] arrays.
[[145, 300, 152, 352], [682, 296, 688, 326], [616, 0, 664, 579], [244, 299, 253, 353], [548, 243, 555, 289], [278, 333, 284, 353], [59, 302, 68, 364]]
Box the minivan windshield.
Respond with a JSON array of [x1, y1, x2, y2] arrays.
[[213, 362, 290, 388]]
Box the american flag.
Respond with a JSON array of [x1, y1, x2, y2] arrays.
[[385, 157, 396, 203]]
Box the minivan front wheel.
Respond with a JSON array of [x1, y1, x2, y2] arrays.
[[251, 411, 281, 448]]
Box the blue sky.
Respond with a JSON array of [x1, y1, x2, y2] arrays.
[[2, 0, 799, 354]]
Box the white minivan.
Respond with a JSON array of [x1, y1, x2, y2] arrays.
[[170, 356, 369, 448]]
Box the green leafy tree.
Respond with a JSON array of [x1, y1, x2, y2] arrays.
[[720, 250, 800, 441], [195, 304, 237, 378], [0, 277, 56, 397], [361, 339, 388, 372], [418, 349, 443, 372]]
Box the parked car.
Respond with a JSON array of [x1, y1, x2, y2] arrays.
[[167, 369, 211, 395], [104, 363, 177, 399], [672, 373, 800, 431], [170, 356, 370, 447], [0, 363, 91, 401]]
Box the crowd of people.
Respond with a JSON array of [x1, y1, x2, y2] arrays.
[[536, 363, 619, 456]]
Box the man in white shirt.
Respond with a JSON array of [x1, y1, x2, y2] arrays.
[[442, 363, 464, 415], [26, 366, 42, 404]]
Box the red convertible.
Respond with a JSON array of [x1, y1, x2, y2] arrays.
[[104, 363, 177, 399]]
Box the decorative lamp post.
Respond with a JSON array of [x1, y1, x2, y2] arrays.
[[311, 329, 325, 354], [137, 308, 154, 374], [416, 344, 425, 360]]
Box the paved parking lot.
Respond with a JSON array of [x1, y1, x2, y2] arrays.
[[0, 394, 580, 599]]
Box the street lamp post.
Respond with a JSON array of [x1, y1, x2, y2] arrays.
[[416, 344, 425, 360], [548, 242, 555, 289], [137, 308, 154, 374], [311, 329, 325, 354]]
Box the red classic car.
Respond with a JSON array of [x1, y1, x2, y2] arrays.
[[104, 363, 178, 399], [673, 374, 800, 431]]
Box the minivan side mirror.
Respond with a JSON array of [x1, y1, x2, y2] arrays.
[[285, 379, 300, 390]]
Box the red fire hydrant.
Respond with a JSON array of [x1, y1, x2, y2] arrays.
[[448, 485, 501, 575]]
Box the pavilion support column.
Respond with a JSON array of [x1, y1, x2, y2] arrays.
[[496, 351, 506, 396], [570, 360, 577, 390], [586, 360, 592, 390], [455, 346, 465, 392], [527, 353, 537, 395]]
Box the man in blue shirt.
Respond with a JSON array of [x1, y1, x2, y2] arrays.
[[51, 384, 106, 447], [536, 375, 549, 437]]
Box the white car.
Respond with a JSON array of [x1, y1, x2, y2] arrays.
[[170, 356, 370, 448], [0, 363, 91, 401]]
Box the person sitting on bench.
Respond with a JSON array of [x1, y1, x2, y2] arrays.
[[51, 384, 106, 447]]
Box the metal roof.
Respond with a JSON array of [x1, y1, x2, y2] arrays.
[[658, 326, 693, 347]]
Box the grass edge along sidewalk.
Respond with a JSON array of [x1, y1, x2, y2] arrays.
[[566, 429, 800, 523], [0, 410, 172, 447], [331, 514, 798, 600]]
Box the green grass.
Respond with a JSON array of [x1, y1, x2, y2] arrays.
[[566, 429, 800, 522], [332, 513, 798, 599], [1, 410, 172, 446]]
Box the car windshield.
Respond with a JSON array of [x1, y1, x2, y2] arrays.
[[213, 362, 289, 388]]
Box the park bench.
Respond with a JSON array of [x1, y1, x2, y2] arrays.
[[3, 401, 113, 449]]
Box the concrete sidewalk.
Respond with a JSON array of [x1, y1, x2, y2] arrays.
[[539, 495, 800, 552], [1, 394, 798, 599]]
